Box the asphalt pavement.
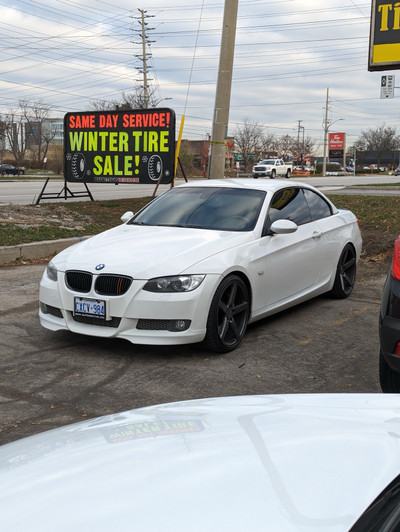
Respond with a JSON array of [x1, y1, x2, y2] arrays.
[[0, 262, 384, 445]]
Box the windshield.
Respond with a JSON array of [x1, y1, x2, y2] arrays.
[[259, 160, 276, 165], [129, 187, 266, 231]]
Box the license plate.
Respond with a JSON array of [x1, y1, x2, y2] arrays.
[[74, 297, 105, 319]]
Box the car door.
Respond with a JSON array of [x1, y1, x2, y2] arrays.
[[259, 187, 325, 309], [302, 188, 338, 282]]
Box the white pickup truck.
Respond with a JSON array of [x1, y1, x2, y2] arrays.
[[252, 159, 292, 179]]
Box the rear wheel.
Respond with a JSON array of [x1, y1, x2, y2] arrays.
[[203, 275, 250, 353], [286, 169, 291, 178], [329, 243, 357, 299], [379, 350, 400, 392]]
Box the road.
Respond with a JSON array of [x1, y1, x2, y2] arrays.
[[0, 262, 383, 445], [0, 174, 399, 204]]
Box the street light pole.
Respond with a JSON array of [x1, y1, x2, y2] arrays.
[[322, 88, 329, 177], [322, 88, 344, 176]]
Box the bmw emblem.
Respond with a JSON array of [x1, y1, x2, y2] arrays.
[[95, 264, 105, 271]]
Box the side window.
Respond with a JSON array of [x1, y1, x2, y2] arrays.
[[265, 188, 312, 233], [303, 189, 332, 220]]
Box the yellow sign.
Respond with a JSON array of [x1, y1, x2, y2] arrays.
[[369, 1, 400, 70]]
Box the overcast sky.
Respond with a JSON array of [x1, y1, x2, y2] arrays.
[[0, 0, 394, 149]]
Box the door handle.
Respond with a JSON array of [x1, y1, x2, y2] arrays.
[[312, 231, 322, 239]]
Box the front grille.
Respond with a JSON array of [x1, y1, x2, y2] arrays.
[[137, 319, 170, 330], [95, 275, 133, 296], [65, 271, 133, 296], [72, 315, 121, 328], [66, 271, 92, 293]]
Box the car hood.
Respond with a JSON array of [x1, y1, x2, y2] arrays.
[[52, 224, 252, 277], [1, 394, 400, 531]]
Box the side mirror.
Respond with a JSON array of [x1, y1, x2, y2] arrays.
[[121, 211, 134, 223], [270, 219, 298, 234]]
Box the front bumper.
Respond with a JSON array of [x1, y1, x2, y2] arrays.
[[39, 270, 221, 346]]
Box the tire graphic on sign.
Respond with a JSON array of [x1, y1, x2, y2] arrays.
[[71, 153, 86, 180], [148, 155, 163, 182]]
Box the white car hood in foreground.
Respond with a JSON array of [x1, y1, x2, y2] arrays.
[[1, 394, 400, 531], [53, 224, 251, 277]]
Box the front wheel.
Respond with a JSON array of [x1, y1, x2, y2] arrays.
[[270, 170, 276, 179], [379, 350, 400, 392], [329, 243, 357, 299], [203, 275, 250, 353], [286, 169, 291, 178]]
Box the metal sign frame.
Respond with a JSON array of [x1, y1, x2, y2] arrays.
[[369, 1, 400, 71]]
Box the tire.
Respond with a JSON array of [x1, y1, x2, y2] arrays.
[[379, 349, 400, 392], [329, 243, 357, 299], [270, 170, 276, 179], [148, 155, 163, 181], [71, 153, 86, 180], [203, 274, 250, 353], [286, 169, 291, 178]]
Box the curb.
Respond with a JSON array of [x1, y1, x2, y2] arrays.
[[0, 236, 90, 265]]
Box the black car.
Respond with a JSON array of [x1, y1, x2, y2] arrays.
[[379, 236, 400, 391], [0, 164, 24, 175]]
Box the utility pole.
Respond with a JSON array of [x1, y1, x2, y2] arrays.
[[135, 9, 154, 109], [208, 0, 239, 179], [297, 120, 302, 143]]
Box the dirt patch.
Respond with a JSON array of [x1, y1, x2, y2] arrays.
[[0, 202, 91, 231]]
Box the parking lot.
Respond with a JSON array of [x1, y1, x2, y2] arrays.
[[0, 260, 384, 446]]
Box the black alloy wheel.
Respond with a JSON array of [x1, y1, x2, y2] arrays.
[[203, 274, 250, 353], [329, 243, 357, 299]]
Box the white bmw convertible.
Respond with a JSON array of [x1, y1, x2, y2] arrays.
[[39, 179, 362, 353]]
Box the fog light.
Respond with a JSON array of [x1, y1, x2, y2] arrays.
[[40, 302, 48, 314], [168, 320, 191, 332]]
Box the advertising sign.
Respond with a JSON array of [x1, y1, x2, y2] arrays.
[[329, 132, 345, 159], [64, 109, 176, 184], [369, 1, 400, 71]]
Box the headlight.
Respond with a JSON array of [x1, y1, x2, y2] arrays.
[[143, 275, 205, 293], [46, 261, 58, 282]]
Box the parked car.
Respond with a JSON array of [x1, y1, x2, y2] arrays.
[[379, 235, 400, 391], [252, 159, 292, 179], [2, 394, 400, 531], [39, 179, 362, 353], [0, 164, 24, 175], [394, 166, 400, 176]]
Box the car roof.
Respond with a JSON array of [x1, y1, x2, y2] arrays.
[[177, 178, 313, 194], [1, 394, 400, 531]]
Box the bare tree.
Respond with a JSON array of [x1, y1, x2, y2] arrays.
[[234, 118, 266, 169], [277, 134, 295, 161], [259, 131, 278, 158], [90, 85, 160, 112], [355, 123, 400, 168], [20, 99, 54, 166], [2, 109, 27, 165], [89, 99, 117, 111]]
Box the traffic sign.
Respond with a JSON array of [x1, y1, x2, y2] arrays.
[[381, 75, 395, 98]]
